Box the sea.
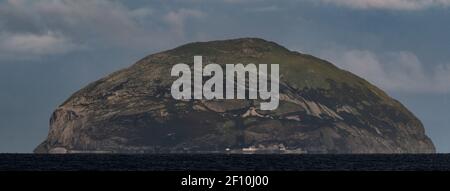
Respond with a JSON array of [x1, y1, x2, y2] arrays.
[[1, 154, 450, 171]]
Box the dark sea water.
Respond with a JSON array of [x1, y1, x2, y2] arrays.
[[1, 154, 450, 171]]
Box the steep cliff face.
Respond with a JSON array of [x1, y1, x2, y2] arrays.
[[35, 38, 435, 154]]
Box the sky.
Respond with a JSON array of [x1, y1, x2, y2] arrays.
[[0, 0, 449, 153]]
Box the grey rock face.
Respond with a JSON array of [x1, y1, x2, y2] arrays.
[[35, 38, 435, 154]]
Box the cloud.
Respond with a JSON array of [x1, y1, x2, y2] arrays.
[[164, 9, 205, 38], [0, 0, 205, 60], [130, 8, 154, 19], [316, 0, 450, 10], [0, 0, 143, 59], [246, 5, 280, 12], [320, 48, 450, 93], [0, 31, 80, 59]]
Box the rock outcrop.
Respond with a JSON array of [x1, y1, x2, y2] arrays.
[[35, 38, 435, 154]]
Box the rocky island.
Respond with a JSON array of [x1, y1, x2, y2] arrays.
[[35, 38, 435, 154]]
